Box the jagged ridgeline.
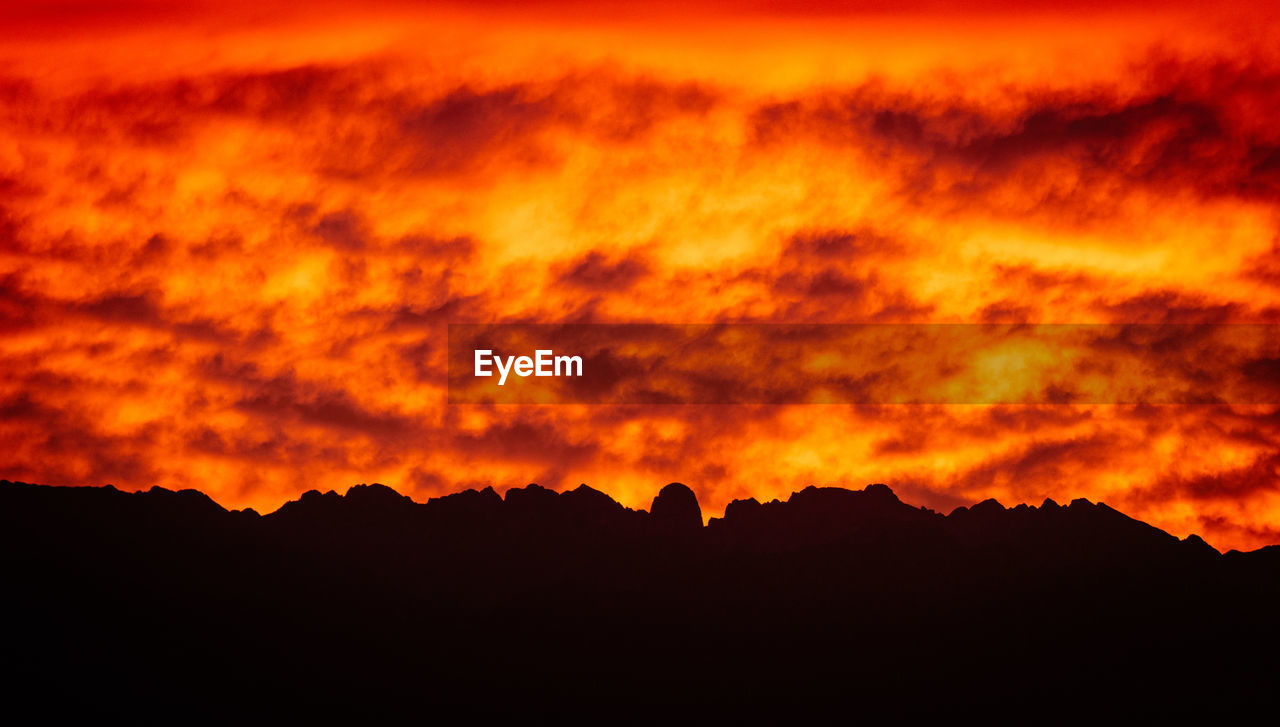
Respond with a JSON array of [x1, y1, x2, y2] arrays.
[[3, 479, 1278, 719]]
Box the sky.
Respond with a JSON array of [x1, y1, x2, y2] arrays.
[[3, 1, 1280, 550]]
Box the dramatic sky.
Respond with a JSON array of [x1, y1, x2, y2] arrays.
[[3, 1, 1280, 550]]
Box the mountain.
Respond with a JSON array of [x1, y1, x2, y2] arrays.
[[2, 478, 1277, 720]]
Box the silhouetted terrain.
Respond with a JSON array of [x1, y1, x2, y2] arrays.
[[3, 479, 1278, 720]]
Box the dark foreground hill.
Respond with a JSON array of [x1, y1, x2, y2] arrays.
[[3, 479, 1278, 720]]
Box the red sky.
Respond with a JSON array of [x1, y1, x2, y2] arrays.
[[3, 1, 1280, 550]]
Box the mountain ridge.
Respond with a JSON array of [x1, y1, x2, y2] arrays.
[[0, 477, 1246, 554], [3, 476, 1278, 719]]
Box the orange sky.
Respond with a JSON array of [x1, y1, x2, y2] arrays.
[[3, 1, 1280, 550]]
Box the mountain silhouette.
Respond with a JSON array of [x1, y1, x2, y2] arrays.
[[2, 478, 1277, 720], [651, 482, 703, 533]]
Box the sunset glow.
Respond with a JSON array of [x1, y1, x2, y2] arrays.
[[3, 1, 1280, 550]]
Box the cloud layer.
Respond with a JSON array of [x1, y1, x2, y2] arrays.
[[2, 3, 1280, 550]]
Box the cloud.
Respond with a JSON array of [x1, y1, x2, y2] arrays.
[[749, 56, 1280, 217], [555, 251, 651, 292], [3, 14, 1280, 553]]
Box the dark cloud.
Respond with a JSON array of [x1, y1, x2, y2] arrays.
[[782, 229, 902, 262], [449, 418, 600, 469], [397, 84, 560, 175], [0, 274, 45, 332], [772, 268, 869, 300], [555, 251, 651, 292], [1091, 290, 1253, 323], [197, 354, 418, 438], [717, 228, 934, 322], [1137, 451, 1280, 503], [750, 57, 1280, 211], [63, 289, 279, 347], [310, 209, 371, 252], [977, 300, 1037, 323], [948, 432, 1128, 502], [0, 389, 165, 486], [1194, 514, 1280, 553]]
